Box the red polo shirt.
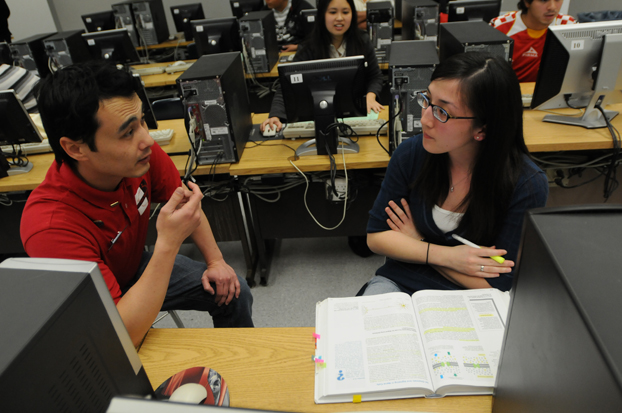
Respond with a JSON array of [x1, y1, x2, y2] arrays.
[[21, 143, 181, 303]]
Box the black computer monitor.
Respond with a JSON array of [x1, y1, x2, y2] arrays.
[[82, 28, 142, 65], [278, 56, 367, 156], [132, 73, 158, 130], [0, 42, 11, 64], [191, 18, 242, 57], [531, 21, 622, 129], [229, 0, 263, 19], [0, 257, 154, 411], [301, 9, 317, 40], [170, 3, 205, 41], [0, 90, 43, 177], [82, 10, 117, 32], [447, 0, 500, 22]]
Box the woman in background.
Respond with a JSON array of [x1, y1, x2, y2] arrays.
[[260, 0, 383, 133], [363, 52, 548, 295]]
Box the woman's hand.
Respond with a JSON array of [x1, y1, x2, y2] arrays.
[[386, 199, 422, 240], [439, 244, 514, 279], [260, 117, 282, 133], [366, 92, 384, 114]]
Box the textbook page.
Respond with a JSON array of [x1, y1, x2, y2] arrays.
[[411, 289, 510, 396], [315, 292, 434, 403]]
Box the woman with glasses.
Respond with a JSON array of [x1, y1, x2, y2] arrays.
[[362, 52, 548, 296]]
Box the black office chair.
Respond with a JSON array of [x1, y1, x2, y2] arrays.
[[152, 98, 185, 120]]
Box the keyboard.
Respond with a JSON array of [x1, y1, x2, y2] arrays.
[[164, 63, 194, 74], [522, 94, 532, 108], [1, 139, 52, 155], [1, 130, 173, 155], [150, 129, 173, 146], [132, 66, 166, 76], [282, 118, 387, 139]]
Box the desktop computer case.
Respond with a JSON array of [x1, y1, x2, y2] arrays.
[[401, 0, 438, 41], [388, 40, 438, 154], [43, 30, 91, 69], [129, 0, 169, 46], [8, 33, 56, 77], [493, 205, 622, 412], [177, 53, 252, 165], [367, 1, 393, 64], [112, 2, 139, 47], [439, 21, 513, 63], [239, 10, 279, 74]]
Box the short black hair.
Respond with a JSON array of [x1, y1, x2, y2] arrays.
[[36, 61, 139, 166], [517, 0, 531, 13]]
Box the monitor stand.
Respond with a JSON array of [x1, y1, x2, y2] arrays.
[[295, 137, 360, 157], [0, 154, 34, 178]]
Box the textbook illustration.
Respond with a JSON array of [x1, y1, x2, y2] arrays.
[[314, 288, 510, 404]]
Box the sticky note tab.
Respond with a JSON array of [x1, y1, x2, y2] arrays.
[[353, 395, 362, 403], [313, 333, 321, 339]]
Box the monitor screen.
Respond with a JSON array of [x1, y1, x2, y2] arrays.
[[0, 257, 154, 411], [191, 18, 242, 57], [0, 89, 43, 177], [170, 3, 205, 41], [278, 56, 367, 156], [82, 28, 142, 65], [82, 10, 117, 32], [531, 21, 622, 129], [229, 0, 263, 19], [447, 0, 501, 22]]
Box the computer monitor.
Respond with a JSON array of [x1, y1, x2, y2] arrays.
[[447, 0, 500, 22], [82, 10, 117, 32], [82, 28, 142, 65], [0, 257, 154, 411], [0, 90, 44, 177], [170, 3, 205, 41], [191, 18, 242, 57], [531, 21, 622, 129], [278, 56, 367, 156], [132, 73, 158, 130], [229, 0, 263, 19]]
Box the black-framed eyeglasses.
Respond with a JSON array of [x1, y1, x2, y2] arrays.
[[416, 91, 477, 123]]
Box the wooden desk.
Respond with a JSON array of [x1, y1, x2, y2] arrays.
[[138, 327, 491, 413], [132, 60, 197, 88], [136, 34, 193, 50]]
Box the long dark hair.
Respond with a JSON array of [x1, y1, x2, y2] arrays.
[[413, 52, 528, 245], [301, 0, 367, 59]]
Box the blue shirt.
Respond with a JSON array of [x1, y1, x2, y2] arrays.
[[367, 135, 548, 293]]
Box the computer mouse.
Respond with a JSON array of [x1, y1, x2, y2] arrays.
[[263, 124, 277, 137], [169, 383, 208, 404]]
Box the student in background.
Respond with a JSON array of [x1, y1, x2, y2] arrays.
[[490, 0, 575, 82], [0, 0, 10, 43], [261, 0, 384, 133], [263, 0, 314, 52], [362, 52, 548, 296]]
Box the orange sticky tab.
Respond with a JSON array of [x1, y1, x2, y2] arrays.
[[353, 395, 362, 403]]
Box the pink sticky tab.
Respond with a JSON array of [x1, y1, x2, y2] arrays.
[[313, 333, 321, 339]]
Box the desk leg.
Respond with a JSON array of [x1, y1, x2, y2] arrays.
[[242, 191, 274, 286], [234, 191, 258, 287]]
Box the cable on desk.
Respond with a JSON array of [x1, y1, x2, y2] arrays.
[[0, 194, 12, 207], [241, 176, 307, 203], [596, 102, 621, 200], [288, 141, 349, 231]]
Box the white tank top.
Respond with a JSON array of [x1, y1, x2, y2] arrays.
[[432, 205, 463, 233]]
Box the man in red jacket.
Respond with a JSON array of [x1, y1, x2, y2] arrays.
[[21, 61, 253, 345], [490, 0, 575, 82]]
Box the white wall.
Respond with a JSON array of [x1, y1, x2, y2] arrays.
[[6, 0, 57, 41]]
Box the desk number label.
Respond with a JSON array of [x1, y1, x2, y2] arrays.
[[291, 74, 303, 84], [87, 39, 95, 46], [571, 40, 584, 50], [196, 26, 204, 32], [307, 16, 315, 22]]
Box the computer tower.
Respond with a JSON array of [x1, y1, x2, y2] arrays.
[[439, 21, 513, 63], [402, 0, 439, 41], [129, 0, 169, 46], [239, 10, 279, 74], [8, 33, 55, 77], [112, 2, 139, 46], [177, 53, 252, 165], [367, 1, 393, 63], [493, 205, 622, 413], [43, 30, 91, 69], [388, 40, 438, 154]]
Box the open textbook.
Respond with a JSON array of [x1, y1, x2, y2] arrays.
[[314, 288, 510, 404]]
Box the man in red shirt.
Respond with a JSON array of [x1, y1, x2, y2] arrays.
[[21, 62, 253, 345], [490, 0, 575, 82]]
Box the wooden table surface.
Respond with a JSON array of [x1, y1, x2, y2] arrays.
[[138, 327, 492, 413]]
